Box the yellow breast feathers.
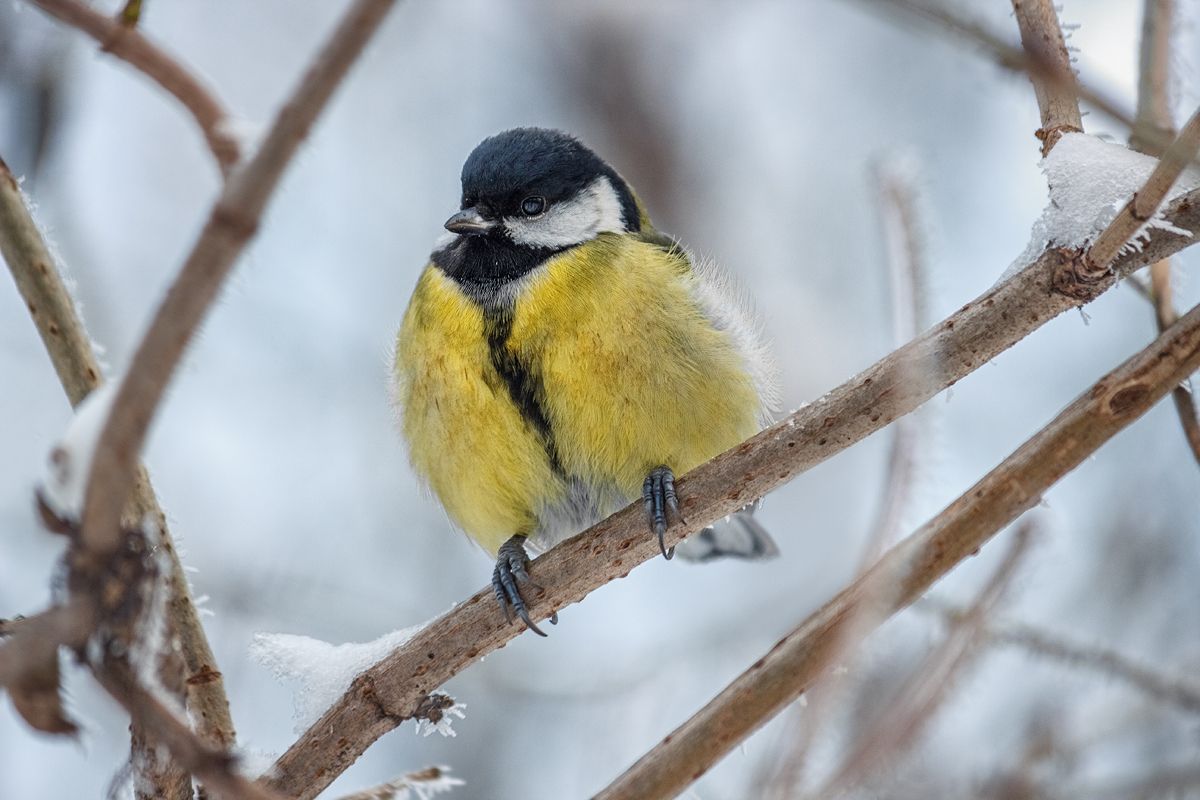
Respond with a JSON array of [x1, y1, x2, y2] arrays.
[[395, 234, 766, 554]]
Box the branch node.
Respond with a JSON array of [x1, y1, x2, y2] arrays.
[[1048, 246, 1111, 300]]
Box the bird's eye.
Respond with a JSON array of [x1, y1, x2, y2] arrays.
[[521, 196, 546, 217]]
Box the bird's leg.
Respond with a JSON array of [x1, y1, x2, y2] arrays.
[[643, 466, 684, 560], [491, 534, 555, 636]]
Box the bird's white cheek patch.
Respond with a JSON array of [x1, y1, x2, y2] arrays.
[[504, 176, 625, 248]]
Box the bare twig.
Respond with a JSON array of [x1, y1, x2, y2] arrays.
[[923, 600, 1200, 713], [594, 298, 1200, 800], [0, 155, 237, 753], [1010, 0, 1084, 153], [261, 181, 1200, 799], [27, 0, 239, 174], [863, 162, 930, 561], [813, 523, 1034, 799], [78, 0, 397, 558]]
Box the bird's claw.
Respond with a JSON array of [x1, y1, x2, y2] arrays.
[[492, 535, 555, 636], [643, 466, 683, 559]]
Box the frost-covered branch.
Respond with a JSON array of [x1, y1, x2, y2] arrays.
[[261, 167, 1200, 799], [1084, 106, 1200, 276], [0, 157, 102, 405], [333, 766, 463, 800], [594, 300, 1200, 800], [1, 150, 237, 748], [1010, 0, 1083, 153], [923, 600, 1200, 714], [77, 0, 397, 560], [27, 0, 240, 175], [811, 522, 1034, 799]]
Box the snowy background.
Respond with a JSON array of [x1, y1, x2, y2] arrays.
[[2, 1, 1199, 797]]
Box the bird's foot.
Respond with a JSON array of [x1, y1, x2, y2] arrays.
[[643, 466, 685, 560], [492, 535, 556, 636]]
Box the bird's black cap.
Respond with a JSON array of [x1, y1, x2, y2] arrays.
[[459, 128, 640, 231]]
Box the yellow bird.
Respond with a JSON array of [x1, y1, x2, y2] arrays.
[[394, 128, 779, 635]]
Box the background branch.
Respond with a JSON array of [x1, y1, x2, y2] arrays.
[[595, 297, 1200, 800], [28, 0, 240, 174], [812, 522, 1034, 799], [923, 601, 1200, 714]]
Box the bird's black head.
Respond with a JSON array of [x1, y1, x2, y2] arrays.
[[433, 129, 643, 290]]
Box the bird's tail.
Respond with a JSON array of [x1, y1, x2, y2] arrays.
[[674, 503, 779, 563]]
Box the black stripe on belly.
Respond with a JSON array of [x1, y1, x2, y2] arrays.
[[482, 304, 565, 477]]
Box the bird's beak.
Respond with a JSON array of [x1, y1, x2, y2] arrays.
[[444, 207, 496, 236]]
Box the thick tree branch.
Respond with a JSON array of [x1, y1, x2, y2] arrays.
[[595, 297, 1200, 800], [78, 0, 397, 558], [0, 155, 237, 754], [27, 0, 240, 174], [1010, 0, 1084, 153], [261, 171, 1200, 799]]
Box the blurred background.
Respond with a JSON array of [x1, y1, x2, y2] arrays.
[[2, 1, 1199, 797]]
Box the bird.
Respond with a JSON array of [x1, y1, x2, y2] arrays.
[[393, 127, 779, 635]]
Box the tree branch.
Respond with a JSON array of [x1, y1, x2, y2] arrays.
[[594, 296, 1200, 800], [27, 0, 240, 175], [77, 0, 397, 559], [260, 169, 1200, 799], [0, 154, 238, 755], [1010, 0, 1084, 153]]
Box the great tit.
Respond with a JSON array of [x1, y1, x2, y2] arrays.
[[394, 128, 779, 635]]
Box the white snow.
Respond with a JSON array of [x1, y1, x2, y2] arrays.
[[249, 625, 425, 733], [1004, 133, 1200, 279], [37, 382, 118, 522], [415, 700, 466, 739]]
